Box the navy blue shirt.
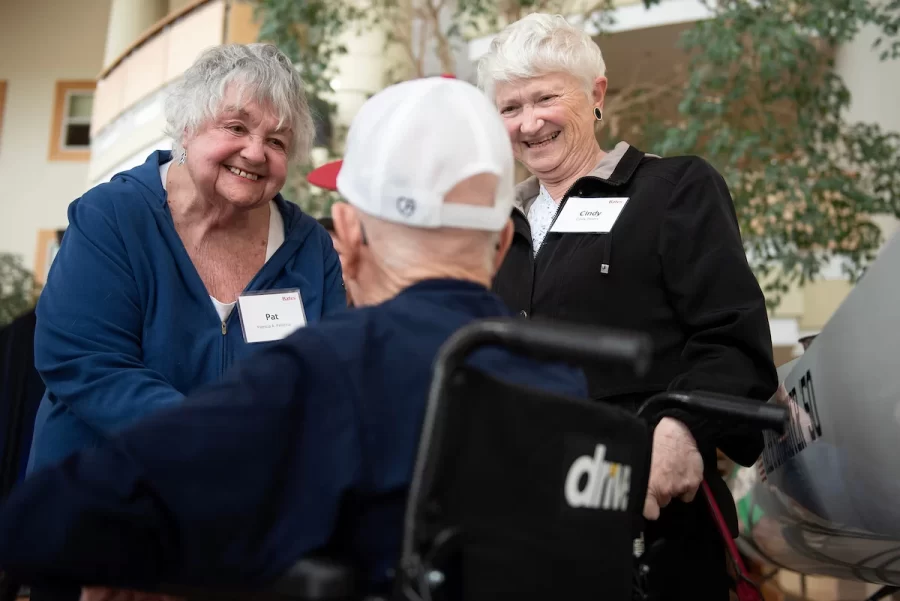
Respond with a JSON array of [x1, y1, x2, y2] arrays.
[[0, 279, 587, 593]]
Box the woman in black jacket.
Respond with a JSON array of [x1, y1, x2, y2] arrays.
[[478, 13, 779, 600]]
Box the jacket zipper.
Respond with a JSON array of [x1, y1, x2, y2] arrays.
[[221, 318, 228, 376], [218, 229, 282, 376], [529, 194, 572, 314], [217, 253, 275, 377], [531, 174, 616, 269], [533, 195, 569, 265], [527, 176, 616, 312]]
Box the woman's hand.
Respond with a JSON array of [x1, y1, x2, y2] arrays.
[[80, 587, 183, 601], [643, 417, 704, 520]]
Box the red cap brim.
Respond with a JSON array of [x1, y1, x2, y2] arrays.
[[306, 159, 343, 191], [308, 76, 452, 191]]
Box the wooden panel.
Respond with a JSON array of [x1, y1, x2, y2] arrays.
[[773, 345, 797, 368], [48, 80, 96, 162], [801, 280, 853, 331], [92, 66, 126, 135], [771, 281, 804, 318], [122, 28, 170, 109], [166, 0, 226, 81], [33, 229, 63, 287], [226, 1, 260, 45], [168, 0, 196, 12]]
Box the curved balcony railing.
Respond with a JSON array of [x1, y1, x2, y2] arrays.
[[89, 0, 259, 184]]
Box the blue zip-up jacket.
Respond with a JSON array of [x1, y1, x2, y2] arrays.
[[0, 279, 587, 594], [28, 150, 346, 473]]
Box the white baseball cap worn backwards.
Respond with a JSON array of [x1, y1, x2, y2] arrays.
[[330, 77, 515, 233]]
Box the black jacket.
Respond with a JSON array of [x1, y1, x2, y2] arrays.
[[0, 309, 44, 496], [492, 143, 779, 468]]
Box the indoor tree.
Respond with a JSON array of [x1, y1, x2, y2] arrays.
[[644, 0, 900, 306], [0, 253, 36, 328], [255, 0, 900, 309]]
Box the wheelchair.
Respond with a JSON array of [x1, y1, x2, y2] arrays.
[[0, 318, 788, 601]]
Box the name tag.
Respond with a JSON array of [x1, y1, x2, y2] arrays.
[[550, 197, 629, 234], [237, 289, 307, 343]]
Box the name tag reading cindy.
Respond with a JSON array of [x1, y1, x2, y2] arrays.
[[237, 289, 307, 343], [550, 197, 630, 234]]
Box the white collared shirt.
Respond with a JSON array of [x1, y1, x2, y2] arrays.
[[527, 184, 557, 256]]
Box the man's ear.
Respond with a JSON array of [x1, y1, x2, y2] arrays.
[[492, 219, 515, 274], [592, 76, 608, 110], [331, 202, 362, 280]]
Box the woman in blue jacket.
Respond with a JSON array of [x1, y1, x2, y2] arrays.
[[28, 43, 347, 475]]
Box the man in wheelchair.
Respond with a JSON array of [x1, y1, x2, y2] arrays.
[[0, 78, 721, 601]]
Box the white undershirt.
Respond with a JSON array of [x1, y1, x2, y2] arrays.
[[527, 185, 557, 256], [159, 160, 284, 322]]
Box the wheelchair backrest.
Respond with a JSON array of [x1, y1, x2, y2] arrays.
[[401, 365, 651, 601]]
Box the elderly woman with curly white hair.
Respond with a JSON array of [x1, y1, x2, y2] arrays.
[[28, 43, 346, 494], [481, 14, 779, 600]]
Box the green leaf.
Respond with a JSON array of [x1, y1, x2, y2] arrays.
[[257, 0, 900, 311], [0, 253, 36, 327], [627, 0, 900, 310]]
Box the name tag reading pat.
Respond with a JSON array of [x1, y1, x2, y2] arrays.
[[237, 289, 307, 343], [550, 197, 630, 234]]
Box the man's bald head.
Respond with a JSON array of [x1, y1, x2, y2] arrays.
[[331, 173, 514, 307]]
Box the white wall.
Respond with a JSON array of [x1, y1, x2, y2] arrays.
[[836, 23, 900, 135], [836, 23, 900, 246], [0, 0, 111, 270]]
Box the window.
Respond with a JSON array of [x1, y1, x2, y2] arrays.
[[48, 80, 96, 161], [34, 229, 65, 288], [0, 80, 7, 144]]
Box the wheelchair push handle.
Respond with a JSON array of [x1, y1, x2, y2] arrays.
[[637, 391, 789, 435], [436, 318, 652, 376]]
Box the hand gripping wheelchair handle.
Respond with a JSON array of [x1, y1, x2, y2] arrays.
[[406, 318, 652, 559], [631, 391, 788, 601], [637, 391, 789, 435]]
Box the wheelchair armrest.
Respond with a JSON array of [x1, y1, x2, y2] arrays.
[[269, 557, 356, 600]]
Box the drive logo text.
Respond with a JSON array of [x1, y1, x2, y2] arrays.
[[565, 444, 631, 511]]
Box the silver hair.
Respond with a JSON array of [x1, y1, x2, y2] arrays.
[[164, 43, 315, 162], [476, 13, 607, 103]]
